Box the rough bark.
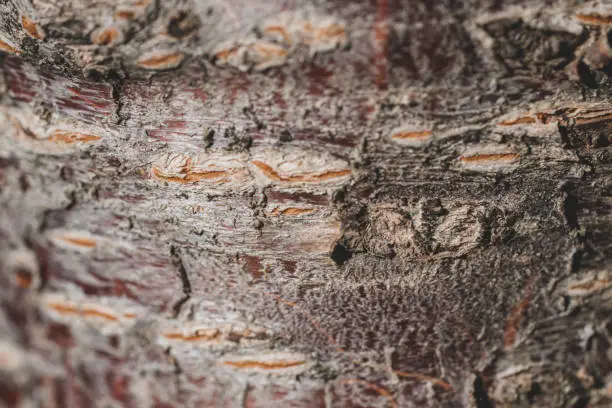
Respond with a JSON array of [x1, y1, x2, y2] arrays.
[[1, 0, 611, 407]]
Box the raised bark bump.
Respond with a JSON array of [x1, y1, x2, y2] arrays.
[[0, 38, 20, 55], [21, 15, 45, 40], [53, 235, 97, 249], [137, 51, 185, 71], [46, 302, 121, 322], [151, 167, 230, 184], [391, 130, 432, 139], [497, 116, 537, 126], [261, 25, 292, 44], [150, 152, 248, 185], [162, 327, 269, 344], [251, 160, 350, 183], [91, 26, 124, 47], [388, 126, 433, 146], [575, 13, 612, 25], [163, 329, 222, 342], [115, 9, 136, 20], [566, 278, 610, 296], [47, 130, 102, 144], [459, 153, 521, 164], [221, 358, 306, 371]]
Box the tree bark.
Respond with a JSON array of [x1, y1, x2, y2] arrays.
[[1, 0, 611, 407]]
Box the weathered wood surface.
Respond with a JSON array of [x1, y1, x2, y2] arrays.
[[0, 0, 611, 407]]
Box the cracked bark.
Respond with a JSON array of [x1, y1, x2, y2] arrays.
[[1, 0, 611, 407], [169, 245, 192, 318]]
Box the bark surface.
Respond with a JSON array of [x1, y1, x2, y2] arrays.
[[1, 1, 611, 407]]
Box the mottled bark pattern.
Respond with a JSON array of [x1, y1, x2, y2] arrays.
[[1, 0, 611, 407]]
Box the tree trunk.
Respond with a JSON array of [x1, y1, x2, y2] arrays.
[[1, 1, 611, 407]]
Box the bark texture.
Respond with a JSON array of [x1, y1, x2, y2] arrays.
[[1, 0, 612, 407]]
